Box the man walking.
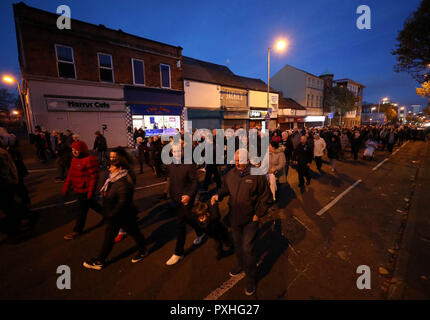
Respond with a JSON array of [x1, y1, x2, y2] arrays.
[[211, 149, 272, 296], [313, 134, 326, 171], [93, 131, 108, 168], [165, 144, 206, 266], [294, 136, 313, 187]]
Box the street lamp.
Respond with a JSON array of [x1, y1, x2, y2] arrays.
[[267, 39, 287, 128], [2, 74, 31, 134], [377, 97, 388, 113]]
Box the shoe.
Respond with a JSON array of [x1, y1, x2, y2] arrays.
[[166, 254, 183, 266], [55, 177, 64, 183], [114, 233, 127, 243], [245, 278, 256, 296], [193, 233, 206, 246], [64, 232, 80, 240], [131, 251, 148, 263], [83, 258, 104, 270], [229, 266, 243, 277]]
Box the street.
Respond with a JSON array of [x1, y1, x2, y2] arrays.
[[1, 139, 429, 300]]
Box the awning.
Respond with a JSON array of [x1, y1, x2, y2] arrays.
[[130, 105, 183, 116]]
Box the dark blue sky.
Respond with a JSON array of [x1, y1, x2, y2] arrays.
[[0, 0, 427, 107]]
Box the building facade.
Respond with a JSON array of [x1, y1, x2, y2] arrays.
[[270, 64, 324, 127], [14, 3, 183, 147], [333, 79, 365, 127], [277, 97, 306, 129]]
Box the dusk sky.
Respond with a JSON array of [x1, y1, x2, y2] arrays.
[[0, 0, 427, 107]]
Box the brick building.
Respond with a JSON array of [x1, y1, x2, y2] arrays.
[[14, 2, 184, 146]]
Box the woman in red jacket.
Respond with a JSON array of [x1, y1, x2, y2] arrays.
[[62, 140, 103, 240]]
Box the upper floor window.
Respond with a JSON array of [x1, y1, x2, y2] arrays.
[[55, 45, 76, 79], [98, 53, 114, 83], [132, 58, 145, 85], [160, 64, 171, 88]]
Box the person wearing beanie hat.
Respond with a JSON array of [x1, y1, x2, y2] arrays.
[[62, 140, 103, 240]]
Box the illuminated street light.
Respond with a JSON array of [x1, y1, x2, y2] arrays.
[[267, 38, 288, 128], [1, 73, 31, 134]]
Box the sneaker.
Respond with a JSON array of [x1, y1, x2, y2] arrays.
[[64, 232, 80, 240], [83, 258, 104, 270], [166, 254, 183, 266], [131, 251, 148, 263], [229, 266, 243, 277], [114, 233, 127, 243], [193, 233, 206, 246], [245, 279, 256, 296], [55, 177, 64, 183]]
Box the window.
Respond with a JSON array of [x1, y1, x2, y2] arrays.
[[98, 53, 114, 83], [132, 58, 145, 85], [312, 79, 315, 88], [311, 95, 314, 107], [55, 45, 76, 79], [160, 64, 171, 88], [307, 94, 310, 107]]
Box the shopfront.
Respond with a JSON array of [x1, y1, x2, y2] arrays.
[[220, 86, 249, 130], [249, 109, 270, 132], [124, 85, 184, 137]]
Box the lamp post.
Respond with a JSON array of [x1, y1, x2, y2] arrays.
[[377, 97, 388, 113], [2, 75, 31, 134], [267, 39, 287, 131]]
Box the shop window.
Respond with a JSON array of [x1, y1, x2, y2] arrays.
[[55, 45, 76, 79], [98, 53, 114, 83], [132, 58, 145, 85], [160, 64, 171, 88]]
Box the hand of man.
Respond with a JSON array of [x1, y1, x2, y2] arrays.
[[252, 214, 259, 222], [211, 195, 219, 206], [307, 163, 310, 167], [181, 195, 191, 206]]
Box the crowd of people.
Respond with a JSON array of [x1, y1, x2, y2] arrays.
[[0, 123, 425, 295]]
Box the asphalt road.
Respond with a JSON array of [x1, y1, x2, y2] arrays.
[[1, 140, 429, 300]]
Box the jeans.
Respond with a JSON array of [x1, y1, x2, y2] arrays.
[[315, 156, 322, 170], [73, 194, 103, 233], [297, 163, 311, 186], [231, 221, 259, 282], [97, 215, 147, 262], [174, 202, 204, 256]]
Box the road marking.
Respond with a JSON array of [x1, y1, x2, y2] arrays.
[[204, 273, 246, 300], [372, 158, 389, 171], [315, 180, 362, 216], [204, 252, 268, 300], [30, 182, 165, 211], [28, 168, 56, 173], [135, 181, 166, 190]]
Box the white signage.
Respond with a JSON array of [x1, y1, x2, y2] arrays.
[[45, 97, 126, 112]]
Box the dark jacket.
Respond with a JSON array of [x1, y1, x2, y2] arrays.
[[218, 165, 272, 227], [166, 164, 198, 203], [102, 174, 138, 219], [93, 135, 107, 151], [327, 140, 340, 159], [294, 142, 313, 165]]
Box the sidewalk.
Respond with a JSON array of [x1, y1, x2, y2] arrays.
[[388, 140, 430, 299]]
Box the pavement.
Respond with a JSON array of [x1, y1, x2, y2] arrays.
[[0, 139, 429, 300]]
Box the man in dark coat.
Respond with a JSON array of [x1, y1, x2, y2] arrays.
[[211, 149, 272, 296], [294, 135, 313, 187], [93, 131, 108, 168], [165, 144, 205, 266]]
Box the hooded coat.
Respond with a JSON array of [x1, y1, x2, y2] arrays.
[[62, 141, 99, 198]]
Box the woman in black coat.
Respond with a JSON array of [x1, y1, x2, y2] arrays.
[[83, 152, 147, 270], [326, 136, 340, 172]]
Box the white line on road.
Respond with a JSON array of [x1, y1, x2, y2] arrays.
[[204, 273, 246, 300], [372, 158, 389, 171], [315, 180, 362, 216], [30, 182, 166, 211], [28, 168, 57, 173], [135, 181, 167, 190]]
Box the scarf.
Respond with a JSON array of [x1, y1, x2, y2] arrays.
[[100, 169, 128, 195]]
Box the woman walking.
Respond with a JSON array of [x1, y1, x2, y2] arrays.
[[327, 136, 340, 172], [83, 148, 147, 270]]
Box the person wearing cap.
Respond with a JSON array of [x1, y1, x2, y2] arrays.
[[62, 140, 103, 240]]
